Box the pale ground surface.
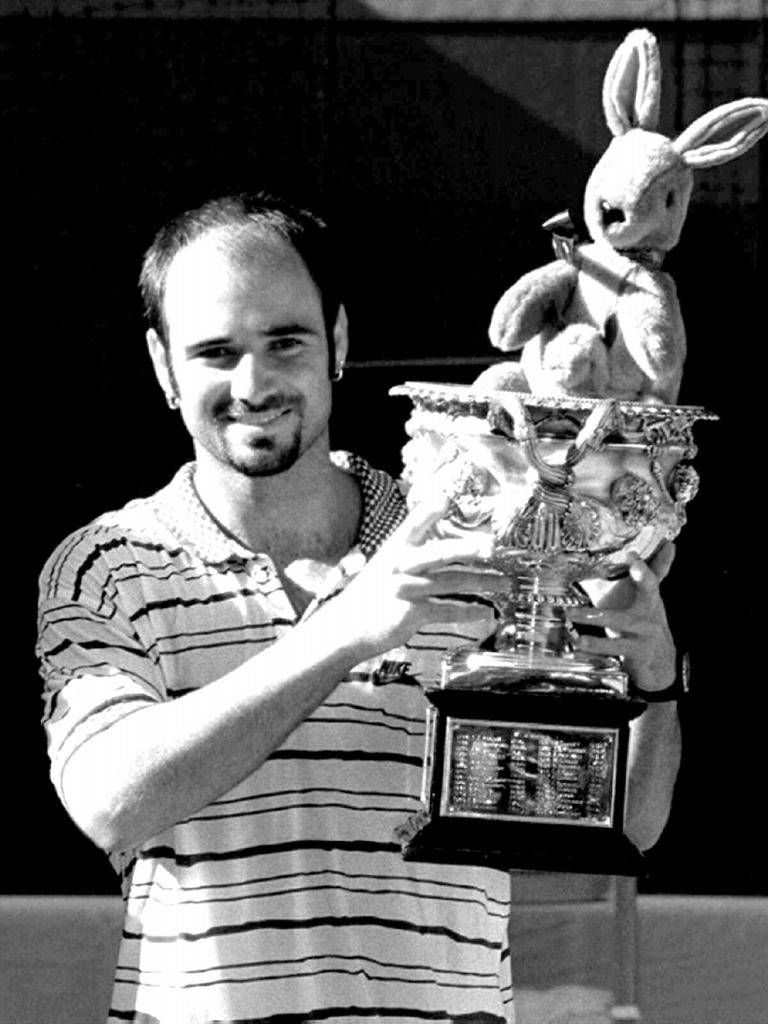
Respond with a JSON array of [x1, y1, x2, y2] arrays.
[[1, 895, 767, 1024]]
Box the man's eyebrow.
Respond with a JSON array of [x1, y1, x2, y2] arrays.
[[185, 337, 232, 352], [263, 323, 319, 337], [184, 323, 319, 352]]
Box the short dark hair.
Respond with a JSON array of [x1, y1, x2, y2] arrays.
[[139, 192, 342, 368]]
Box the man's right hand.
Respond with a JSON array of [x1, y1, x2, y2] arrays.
[[331, 484, 506, 661]]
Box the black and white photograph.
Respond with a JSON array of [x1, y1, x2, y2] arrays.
[[4, 2, 767, 1022]]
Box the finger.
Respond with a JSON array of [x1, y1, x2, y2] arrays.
[[421, 596, 499, 626], [401, 536, 496, 574], [647, 540, 676, 582], [566, 607, 657, 637], [388, 492, 452, 549], [399, 467, 460, 541], [398, 461, 478, 545], [627, 551, 664, 595], [398, 569, 507, 599], [574, 629, 673, 661], [573, 634, 648, 659]]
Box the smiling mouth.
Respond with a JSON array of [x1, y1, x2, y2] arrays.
[[234, 405, 288, 421], [227, 407, 292, 428], [219, 397, 297, 427]]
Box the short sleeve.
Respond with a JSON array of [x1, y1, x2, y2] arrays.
[[37, 527, 166, 802]]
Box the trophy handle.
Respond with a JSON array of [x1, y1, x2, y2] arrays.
[[488, 392, 616, 484], [487, 394, 616, 555]]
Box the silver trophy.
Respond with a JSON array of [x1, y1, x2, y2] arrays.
[[392, 382, 715, 875]]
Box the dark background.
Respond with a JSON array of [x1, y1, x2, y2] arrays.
[[6, 4, 767, 895]]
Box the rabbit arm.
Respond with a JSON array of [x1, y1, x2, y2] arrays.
[[488, 259, 579, 352], [613, 269, 686, 403]]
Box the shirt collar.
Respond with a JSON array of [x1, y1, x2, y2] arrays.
[[152, 454, 407, 566]]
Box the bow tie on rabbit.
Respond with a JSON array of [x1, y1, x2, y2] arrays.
[[478, 28, 768, 404]]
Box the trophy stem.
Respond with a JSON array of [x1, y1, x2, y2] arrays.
[[495, 567, 585, 659], [445, 563, 626, 694]]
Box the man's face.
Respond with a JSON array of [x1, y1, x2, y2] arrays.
[[149, 231, 345, 478]]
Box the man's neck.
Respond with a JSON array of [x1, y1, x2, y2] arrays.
[[192, 444, 362, 568]]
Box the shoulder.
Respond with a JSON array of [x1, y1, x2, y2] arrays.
[[38, 468, 191, 601], [332, 451, 407, 554]]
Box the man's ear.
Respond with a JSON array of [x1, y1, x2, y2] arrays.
[[146, 328, 179, 407], [332, 305, 349, 374]]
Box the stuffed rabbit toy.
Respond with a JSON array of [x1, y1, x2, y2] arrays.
[[478, 28, 768, 403]]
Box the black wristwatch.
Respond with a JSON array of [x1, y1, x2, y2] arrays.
[[629, 651, 690, 703]]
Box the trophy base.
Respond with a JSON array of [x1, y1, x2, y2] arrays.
[[397, 685, 647, 876], [444, 645, 629, 697], [399, 816, 646, 876]]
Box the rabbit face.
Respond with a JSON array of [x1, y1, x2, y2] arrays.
[[584, 130, 693, 254]]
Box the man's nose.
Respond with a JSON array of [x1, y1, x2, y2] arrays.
[[230, 352, 273, 403]]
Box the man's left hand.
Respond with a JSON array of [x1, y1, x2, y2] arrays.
[[565, 541, 676, 694]]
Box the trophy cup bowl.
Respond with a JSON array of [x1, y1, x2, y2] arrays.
[[391, 382, 716, 875]]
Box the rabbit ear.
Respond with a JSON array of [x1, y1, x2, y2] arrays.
[[602, 29, 661, 136], [673, 98, 768, 168]]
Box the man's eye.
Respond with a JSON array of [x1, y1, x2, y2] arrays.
[[271, 337, 304, 353], [197, 346, 235, 363]]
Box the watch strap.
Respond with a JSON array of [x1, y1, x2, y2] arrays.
[[630, 651, 690, 703]]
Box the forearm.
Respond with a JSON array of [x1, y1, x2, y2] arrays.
[[574, 552, 681, 849], [61, 604, 365, 854], [624, 702, 681, 851], [58, 498, 503, 855]]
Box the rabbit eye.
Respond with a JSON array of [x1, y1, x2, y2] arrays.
[[665, 191, 675, 208]]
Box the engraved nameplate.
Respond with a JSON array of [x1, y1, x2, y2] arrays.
[[439, 717, 618, 827]]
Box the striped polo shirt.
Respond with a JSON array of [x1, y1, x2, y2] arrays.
[[38, 452, 513, 1024]]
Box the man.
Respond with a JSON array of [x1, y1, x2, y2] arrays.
[[38, 193, 681, 1024]]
